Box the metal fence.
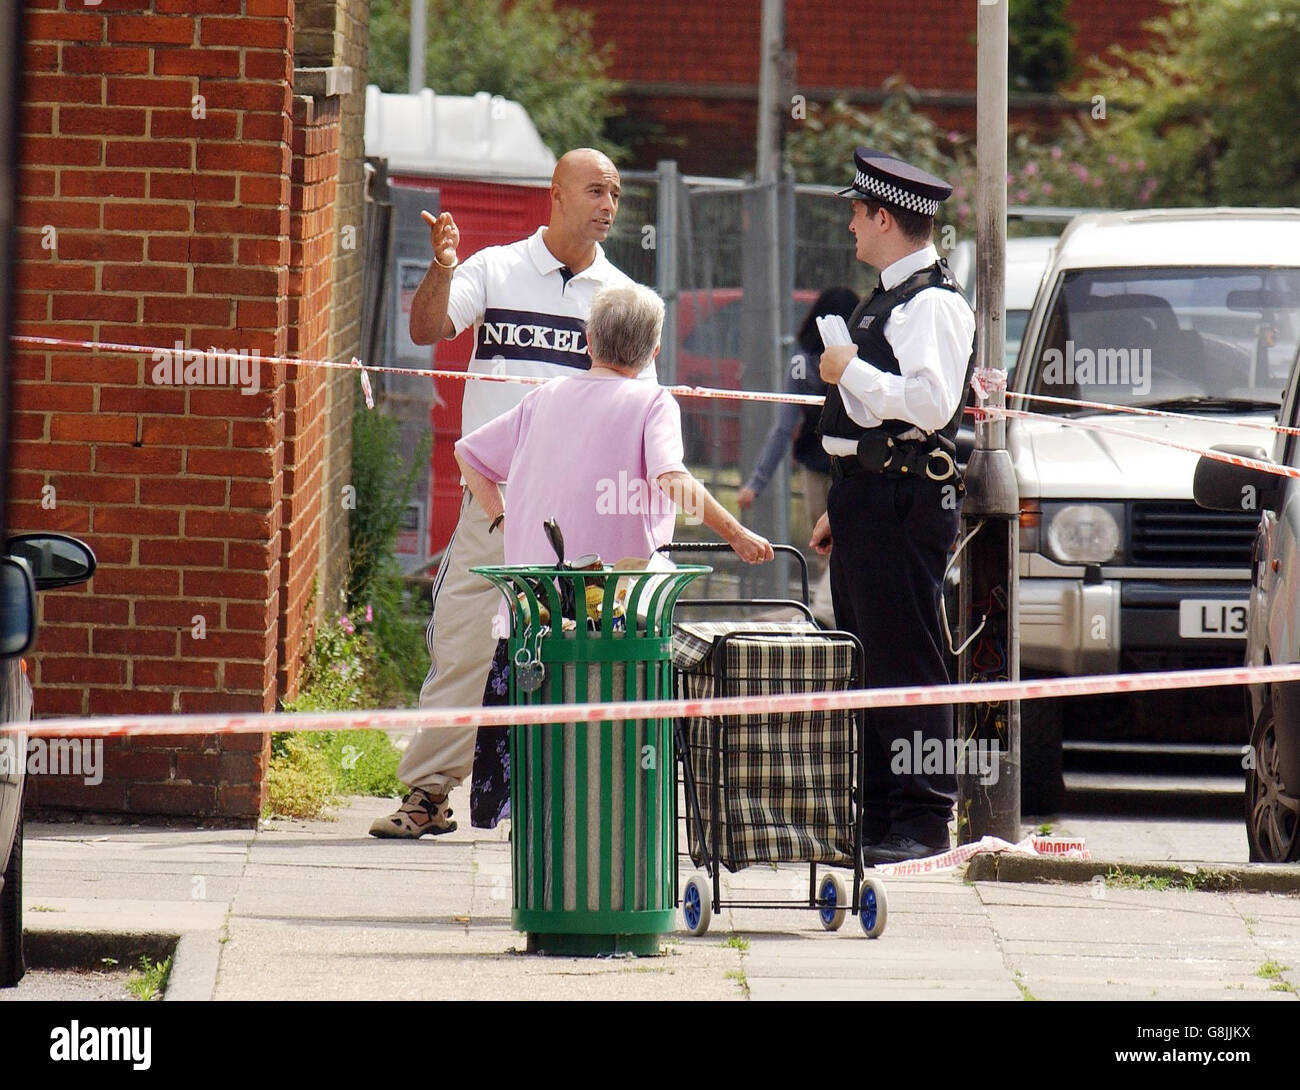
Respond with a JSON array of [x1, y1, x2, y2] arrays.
[[605, 167, 875, 601]]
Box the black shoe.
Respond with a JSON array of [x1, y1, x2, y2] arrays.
[[861, 833, 948, 866]]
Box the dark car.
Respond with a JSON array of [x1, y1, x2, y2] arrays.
[[1193, 348, 1300, 862], [1, 534, 97, 986]]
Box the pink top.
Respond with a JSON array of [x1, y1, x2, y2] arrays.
[[455, 370, 688, 620]]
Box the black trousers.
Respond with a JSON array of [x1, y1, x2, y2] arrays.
[[827, 469, 960, 847]]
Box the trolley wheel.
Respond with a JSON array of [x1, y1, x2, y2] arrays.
[[818, 872, 847, 931], [858, 875, 888, 938], [682, 873, 712, 936]]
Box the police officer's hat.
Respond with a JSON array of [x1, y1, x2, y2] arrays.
[[836, 147, 952, 218]]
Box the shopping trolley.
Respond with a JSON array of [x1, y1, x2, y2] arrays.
[[659, 542, 887, 938]]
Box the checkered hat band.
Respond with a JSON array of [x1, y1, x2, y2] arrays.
[[855, 170, 940, 216]]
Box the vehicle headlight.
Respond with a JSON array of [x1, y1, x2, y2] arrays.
[[1044, 504, 1120, 564]]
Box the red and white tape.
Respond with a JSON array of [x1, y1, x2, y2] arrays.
[[5, 660, 1298, 741], [976, 404, 1300, 480], [15, 333, 1300, 453], [1008, 389, 1300, 439], [873, 833, 1091, 878]]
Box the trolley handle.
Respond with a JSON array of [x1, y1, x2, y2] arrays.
[[671, 597, 817, 624], [657, 541, 810, 606]]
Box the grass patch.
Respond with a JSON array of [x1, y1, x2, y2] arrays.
[[1036, 822, 1055, 836], [268, 618, 408, 819], [1104, 866, 1238, 893], [1105, 869, 1184, 892], [127, 955, 172, 1002], [265, 734, 337, 820], [29, 905, 61, 913], [722, 934, 750, 953], [1014, 971, 1039, 1002], [1257, 960, 1290, 980], [724, 967, 751, 998]]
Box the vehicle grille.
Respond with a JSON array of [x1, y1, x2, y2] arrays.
[[1128, 502, 1259, 567]]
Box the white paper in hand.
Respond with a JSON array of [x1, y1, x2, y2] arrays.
[[816, 314, 853, 347]]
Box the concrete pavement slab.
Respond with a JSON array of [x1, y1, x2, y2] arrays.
[[16, 794, 1300, 1002]]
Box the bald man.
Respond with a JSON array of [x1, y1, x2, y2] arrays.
[[372, 149, 642, 838]]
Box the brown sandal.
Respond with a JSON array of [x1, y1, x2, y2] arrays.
[[368, 787, 457, 839]]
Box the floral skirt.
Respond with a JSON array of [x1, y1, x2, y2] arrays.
[[470, 639, 511, 829]]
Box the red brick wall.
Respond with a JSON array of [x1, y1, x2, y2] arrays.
[[10, 0, 339, 820], [279, 93, 338, 697], [560, 0, 1167, 174]]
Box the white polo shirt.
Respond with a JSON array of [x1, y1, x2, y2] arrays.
[[447, 226, 649, 435]]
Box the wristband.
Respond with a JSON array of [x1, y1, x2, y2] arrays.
[[489, 513, 504, 534], [434, 253, 459, 271]]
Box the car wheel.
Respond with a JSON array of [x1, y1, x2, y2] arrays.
[[1020, 698, 1065, 815], [0, 806, 24, 988], [1245, 700, 1300, 863]]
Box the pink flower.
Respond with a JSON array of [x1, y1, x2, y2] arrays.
[[1135, 158, 1146, 172], [1051, 146, 1063, 160], [1117, 159, 1129, 173], [1014, 188, 1030, 203], [340, 615, 355, 635], [365, 604, 373, 623], [1042, 183, 1054, 196], [1107, 153, 1118, 165], [1023, 161, 1039, 176]]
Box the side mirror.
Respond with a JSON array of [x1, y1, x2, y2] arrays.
[[0, 557, 36, 658], [1192, 446, 1284, 514], [5, 533, 97, 590]]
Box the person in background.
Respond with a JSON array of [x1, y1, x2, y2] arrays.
[[454, 282, 774, 826], [738, 287, 859, 625]]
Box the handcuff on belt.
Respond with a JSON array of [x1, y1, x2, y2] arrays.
[[838, 431, 960, 483]]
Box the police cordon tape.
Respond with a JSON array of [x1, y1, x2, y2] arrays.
[[1008, 389, 1300, 439], [974, 405, 1300, 480], [14, 334, 1300, 471], [5, 660, 1299, 741], [873, 833, 1091, 877]]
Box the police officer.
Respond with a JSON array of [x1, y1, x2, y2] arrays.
[[810, 148, 976, 865]]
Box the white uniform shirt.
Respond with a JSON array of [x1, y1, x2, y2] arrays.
[[447, 227, 649, 436], [823, 244, 975, 456]]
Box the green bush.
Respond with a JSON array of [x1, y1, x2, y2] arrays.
[[265, 734, 337, 820], [347, 387, 431, 707]]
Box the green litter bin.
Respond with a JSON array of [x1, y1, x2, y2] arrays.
[[472, 562, 708, 956]]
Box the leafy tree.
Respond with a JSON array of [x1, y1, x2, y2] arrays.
[[1009, 0, 1075, 93], [1081, 0, 1300, 206], [368, 0, 623, 159]]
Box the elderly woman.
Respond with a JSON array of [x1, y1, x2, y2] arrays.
[[454, 282, 773, 826]]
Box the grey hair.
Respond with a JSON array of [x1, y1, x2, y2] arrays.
[[586, 283, 665, 374]]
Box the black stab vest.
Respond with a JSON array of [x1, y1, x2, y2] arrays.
[[817, 259, 976, 447]]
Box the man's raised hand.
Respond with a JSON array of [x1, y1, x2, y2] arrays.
[[422, 210, 460, 268]]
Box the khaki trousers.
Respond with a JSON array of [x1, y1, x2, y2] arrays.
[[397, 489, 504, 793]]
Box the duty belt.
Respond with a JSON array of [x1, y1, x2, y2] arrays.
[[830, 431, 961, 486]]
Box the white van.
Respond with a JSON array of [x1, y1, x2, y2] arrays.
[[1010, 208, 1300, 811]]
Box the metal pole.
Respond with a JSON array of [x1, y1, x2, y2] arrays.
[[655, 160, 680, 387], [957, 0, 1020, 843], [409, 0, 426, 94], [754, 0, 787, 593]]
